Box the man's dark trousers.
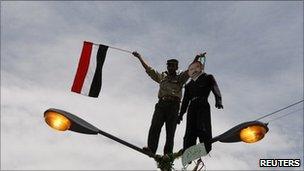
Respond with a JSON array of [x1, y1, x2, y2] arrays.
[[148, 99, 180, 154]]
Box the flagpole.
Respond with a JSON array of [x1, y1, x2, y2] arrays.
[[93, 43, 133, 54]]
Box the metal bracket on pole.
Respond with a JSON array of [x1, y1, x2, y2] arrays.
[[97, 130, 156, 158]]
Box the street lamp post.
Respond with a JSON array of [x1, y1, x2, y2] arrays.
[[44, 108, 269, 171], [211, 121, 269, 143], [44, 99, 304, 170], [44, 108, 155, 158]]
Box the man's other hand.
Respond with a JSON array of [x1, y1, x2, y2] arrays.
[[215, 103, 223, 109]]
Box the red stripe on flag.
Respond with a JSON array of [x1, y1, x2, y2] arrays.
[[71, 41, 93, 93]]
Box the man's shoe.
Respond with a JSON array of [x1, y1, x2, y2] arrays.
[[143, 146, 154, 157]]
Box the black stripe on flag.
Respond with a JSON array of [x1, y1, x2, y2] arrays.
[[89, 44, 108, 97]]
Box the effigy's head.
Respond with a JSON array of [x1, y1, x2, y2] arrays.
[[188, 61, 204, 79]]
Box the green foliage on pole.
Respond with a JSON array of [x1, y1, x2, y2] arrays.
[[154, 149, 183, 171]]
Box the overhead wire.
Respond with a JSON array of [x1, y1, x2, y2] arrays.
[[267, 107, 303, 123], [255, 100, 303, 121]]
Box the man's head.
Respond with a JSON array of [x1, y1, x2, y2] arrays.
[[166, 59, 178, 75], [188, 61, 204, 79]]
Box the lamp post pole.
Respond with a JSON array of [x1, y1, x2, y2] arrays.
[[97, 129, 155, 158]]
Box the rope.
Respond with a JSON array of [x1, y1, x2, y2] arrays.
[[192, 158, 206, 171], [255, 100, 303, 121]]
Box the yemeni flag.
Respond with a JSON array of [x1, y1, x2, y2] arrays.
[[71, 41, 108, 97]]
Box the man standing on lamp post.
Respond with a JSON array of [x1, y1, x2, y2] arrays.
[[178, 53, 223, 154], [132, 51, 202, 155]]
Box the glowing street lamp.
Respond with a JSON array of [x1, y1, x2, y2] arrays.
[[45, 111, 71, 131], [44, 108, 100, 134], [240, 124, 268, 143], [44, 108, 155, 158], [211, 121, 269, 144]]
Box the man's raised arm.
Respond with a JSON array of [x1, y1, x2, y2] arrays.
[[132, 51, 150, 70], [132, 51, 163, 83]]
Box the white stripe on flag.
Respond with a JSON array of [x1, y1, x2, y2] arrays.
[[81, 45, 98, 95]]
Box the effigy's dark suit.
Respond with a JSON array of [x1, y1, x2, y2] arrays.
[[179, 73, 222, 153]]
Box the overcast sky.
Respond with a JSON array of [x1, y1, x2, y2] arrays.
[[1, 1, 303, 170]]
